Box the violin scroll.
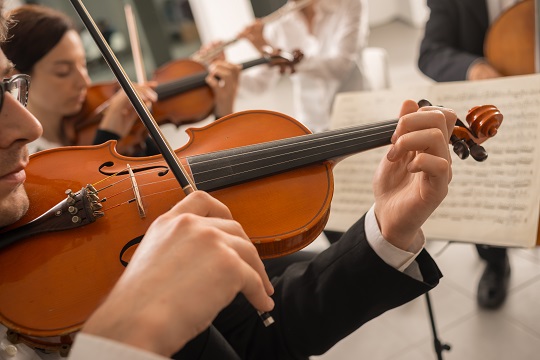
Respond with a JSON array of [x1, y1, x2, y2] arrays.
[[452, 104, 503, 162], [418, 100, 503, 162], [263, 48, 304, 74], [466, 105, 503, 139]]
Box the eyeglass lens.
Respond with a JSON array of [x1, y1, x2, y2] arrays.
[[5, 76, 29, 107]]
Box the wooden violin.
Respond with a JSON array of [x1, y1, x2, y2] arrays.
[[484, 0, 536, 76], [0, 104, 502, 341], [61, 50, 303, 156]]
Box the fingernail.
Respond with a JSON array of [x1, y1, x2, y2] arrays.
[[267, 296, 275, 309], [387, 145, 396, 161], [391, 131, 397, 143]]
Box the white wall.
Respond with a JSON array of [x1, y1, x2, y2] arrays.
[[368, 0, 428, 28], [189, 0, 429, 56], [188, 0, 259, 63]]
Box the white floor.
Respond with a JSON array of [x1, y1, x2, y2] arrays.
[[311, 20, 540, 360]]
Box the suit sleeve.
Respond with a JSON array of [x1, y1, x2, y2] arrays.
[[212, 215, 442, 360], [418, 0, 482, 81]]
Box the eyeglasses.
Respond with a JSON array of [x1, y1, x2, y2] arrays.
[[0, 74, 30, 112]]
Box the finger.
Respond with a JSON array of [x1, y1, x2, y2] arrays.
[[170, 191, 234, 220], [392, 110, 449, 144], [398, 99, 420, 118], [138, 86, 158, 102], [237, 259, 275, 312], [407, 152, 450, 183], [209, 65, 230, 81], [221, 233, 274, 296], [406, 152, 451, 197], [389, 127, 450, 162], [205, 73, 219, 90], [417, 106, 457, 142]]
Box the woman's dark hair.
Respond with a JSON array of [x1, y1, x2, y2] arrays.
[[0, 0, 7, 42], [1, 4, 75, 73]]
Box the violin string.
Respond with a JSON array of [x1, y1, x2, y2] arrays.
[[101, 186, 182, 213], [92, 170, 123, 187], [94, 167, 168, 193], [91, 120, 396, 179], [102, 121, 398, 181], [194, 129, 397, 186], [188, 120, 398, 170], [117, 120, 399, 173], [92, 121, 399, 208], [187, 122, 398, 179], [90, 166, 182, 211]]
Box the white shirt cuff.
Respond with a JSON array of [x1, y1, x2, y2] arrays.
[[69, 333, 168, 360], [365, 205, 425, 272]]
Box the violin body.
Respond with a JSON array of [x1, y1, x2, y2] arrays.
[[151, 58, 214, 125], [61, 59, 215, 157], [60, 52, 301, 157], [0, 111, 332, 337], [484, 0, 535, 76]]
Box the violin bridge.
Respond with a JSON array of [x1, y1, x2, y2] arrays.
[[127, 164, 146, 219]]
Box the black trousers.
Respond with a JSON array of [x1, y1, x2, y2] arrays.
[[476, 244, 508, 266]]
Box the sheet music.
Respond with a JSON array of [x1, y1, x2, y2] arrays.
[[327, 74, 540, 247]]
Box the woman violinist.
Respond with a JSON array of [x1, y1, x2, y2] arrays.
[[1, 4, 241, 156], [0, 4, 156, 154]]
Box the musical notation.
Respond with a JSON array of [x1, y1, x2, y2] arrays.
[[327, 74, 540, 247]]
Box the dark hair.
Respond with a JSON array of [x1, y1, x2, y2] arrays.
[[0, 0, 6, 41], [1, 4, 75, 73]]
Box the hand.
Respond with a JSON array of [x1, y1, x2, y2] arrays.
[[238, 20, 269, 54], [194, 40, 227, 64], [81, 191, 274, 356], [467, 61, 502, 80], [206, 60, 241, 118], [372, 100, 457, 251], [98, 82, 158, 137]]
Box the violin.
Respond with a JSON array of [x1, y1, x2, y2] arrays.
[[0, 104, 502, 342], [484, 0, 536, 76], [61, 51, 303, 156]]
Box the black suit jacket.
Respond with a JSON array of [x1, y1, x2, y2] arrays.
[[173, 216, 442, 360], [418, 0, 490, 81]]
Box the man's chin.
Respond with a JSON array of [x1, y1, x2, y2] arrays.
[[0, 187, 29, 228]]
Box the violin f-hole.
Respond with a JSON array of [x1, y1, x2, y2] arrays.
[[98, 161, 170, 177]]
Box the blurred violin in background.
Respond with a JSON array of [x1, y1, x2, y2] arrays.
[[61, 50, 303, 156], [484, 0, 537, 76]]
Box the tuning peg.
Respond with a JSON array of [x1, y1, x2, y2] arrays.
[[417, 99, 432, 107], [450, 135, 470, 160], [469, 143, 488, 162]]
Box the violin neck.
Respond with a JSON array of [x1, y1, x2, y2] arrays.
[[155, 72, 208, 100], [155, 58, 271, 101], [241, 57, 272, 70], [188, 119, 398, 191]]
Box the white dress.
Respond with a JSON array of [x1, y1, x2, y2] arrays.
[[239, 0, 369, 133]]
